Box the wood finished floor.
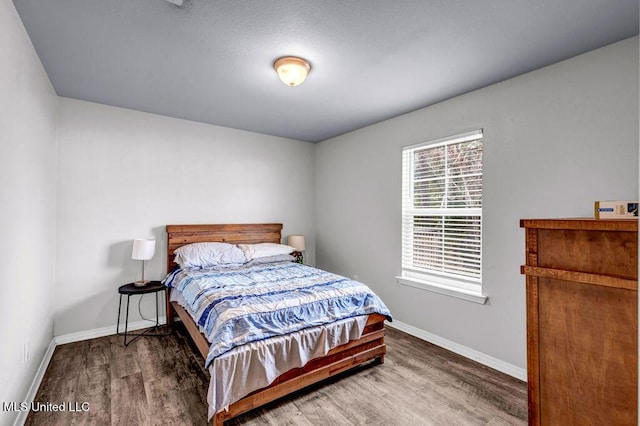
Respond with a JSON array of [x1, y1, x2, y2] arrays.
[[25, 324, 527, 425]]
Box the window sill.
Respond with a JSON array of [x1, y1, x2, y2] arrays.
[[396, 276, 488, 304]]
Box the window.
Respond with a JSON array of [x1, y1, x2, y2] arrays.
[[398, 130, 486, 303]]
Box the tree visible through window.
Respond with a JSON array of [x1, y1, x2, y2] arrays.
[[401, 130, 483, 295]]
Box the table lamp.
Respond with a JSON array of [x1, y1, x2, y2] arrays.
[[132, 239, 155, 287], [287, 235, 305, 264]]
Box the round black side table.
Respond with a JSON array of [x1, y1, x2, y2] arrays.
[[116, 281, 169, 346]]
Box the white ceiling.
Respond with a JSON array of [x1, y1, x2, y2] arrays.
[[13, 0, 639, 142]]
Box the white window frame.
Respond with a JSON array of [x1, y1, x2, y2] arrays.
[[397, 130, 487, 304]]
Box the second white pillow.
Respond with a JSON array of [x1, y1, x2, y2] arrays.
[[238, 243, 295, 260]]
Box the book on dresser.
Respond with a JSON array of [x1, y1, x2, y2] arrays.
[[520, 218, 638, 425]]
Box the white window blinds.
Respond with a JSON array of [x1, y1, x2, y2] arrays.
[[401, 130, 483, 293]]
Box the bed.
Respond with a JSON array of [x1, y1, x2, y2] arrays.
[[163, 223, 390, 425]]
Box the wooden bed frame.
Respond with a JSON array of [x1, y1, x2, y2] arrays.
[[165, 223, 387, 425]]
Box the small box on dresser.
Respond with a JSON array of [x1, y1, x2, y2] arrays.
[[594, 200, 638, 219], [520, 218, 638, 425]]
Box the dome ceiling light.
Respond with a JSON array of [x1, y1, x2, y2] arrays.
[[274, 56, 311, 87]]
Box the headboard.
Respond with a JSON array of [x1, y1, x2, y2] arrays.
[[165, 223, 283, 273]]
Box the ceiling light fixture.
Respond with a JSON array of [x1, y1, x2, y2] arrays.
[[274, 56, 311, 87]]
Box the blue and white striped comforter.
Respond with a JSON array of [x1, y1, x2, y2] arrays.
[[163, 261, 392, 368]]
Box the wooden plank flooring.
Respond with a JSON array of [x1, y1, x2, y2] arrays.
[[25, 324, 526, 425]]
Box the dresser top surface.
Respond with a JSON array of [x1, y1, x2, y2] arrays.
[[520, 218, 638, 232]]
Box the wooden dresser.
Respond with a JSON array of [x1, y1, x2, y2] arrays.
[[520, 218, 638, 425]]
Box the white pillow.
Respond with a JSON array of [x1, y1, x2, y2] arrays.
[[244, 254, 295, 266], [238, 243, 295, 261], [174, 242, 247, 269]]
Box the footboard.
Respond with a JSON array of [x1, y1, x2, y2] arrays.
[[167, 287, 387, 426], [212, 313, 386, 425]]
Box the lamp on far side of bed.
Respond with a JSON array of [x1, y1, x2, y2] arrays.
[[287, 235, 305, 264], [132, 239, 156, 287]]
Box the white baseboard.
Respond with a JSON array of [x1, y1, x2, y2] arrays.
[[386, 320, 527, 382], [14, 339, 57, 426], [55, 316, 167, 345]]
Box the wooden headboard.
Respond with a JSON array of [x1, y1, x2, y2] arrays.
[[165, 223, 283, 273]]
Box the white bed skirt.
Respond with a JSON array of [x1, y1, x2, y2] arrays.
[[170, 288, 368, 419]]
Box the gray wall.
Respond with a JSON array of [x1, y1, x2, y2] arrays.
[[0, 0, 58, 424], [315, 37, 639, 370], [55, 98, 316, 336]]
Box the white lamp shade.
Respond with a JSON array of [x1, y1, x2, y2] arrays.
[[132, 239, 156, 260], [287, 235, 305, 251]]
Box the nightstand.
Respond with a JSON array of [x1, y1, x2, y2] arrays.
[[116, 281, 169, 346]]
